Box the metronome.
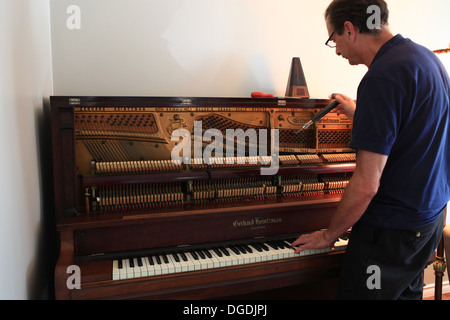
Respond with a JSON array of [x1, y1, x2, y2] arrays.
[[285, 57, 310, 98]]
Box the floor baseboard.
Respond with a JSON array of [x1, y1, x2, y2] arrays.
[[423, 281, 450, 299]]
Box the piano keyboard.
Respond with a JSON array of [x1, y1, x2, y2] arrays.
[[112, 236, 348, 281]]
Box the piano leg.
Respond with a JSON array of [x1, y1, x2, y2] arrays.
[[55, 230, 75, 300]]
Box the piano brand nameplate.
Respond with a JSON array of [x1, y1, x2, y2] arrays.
[[232, 217, 283, 231]]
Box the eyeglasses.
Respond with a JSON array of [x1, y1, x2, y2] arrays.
[[325, 30, 336, 48]]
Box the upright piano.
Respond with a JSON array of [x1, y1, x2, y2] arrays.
[[51, 96, 355, 300]]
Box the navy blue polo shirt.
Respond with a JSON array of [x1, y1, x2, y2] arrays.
[[350, 34, 450, 229]]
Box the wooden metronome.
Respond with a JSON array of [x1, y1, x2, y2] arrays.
[[285, 57, 310, 98]]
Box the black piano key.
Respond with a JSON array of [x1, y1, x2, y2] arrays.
[[230, 246, 240, 255], [276, 241, 288, 249], [137, 257, 143, 267], [162, 254, 169, 264], [172, 253, 180, 262], [154, 255, 162, 264], [204, 250, 213, 258], [220, 247, 230, 256], [180, 252, 188, 261], [197, 250, 206, 259], [250, 243, 263, 252], [282, 240, 294, 248], [118, 259, 123, 269], [190, 251, 199, 260], [148, 256, 154, 265], [129, 258, 135, 267], [243, 245, 253, 253], [267, 241, 279, 250], [237, 245, 247, 254], [213, 248, 223, 257]]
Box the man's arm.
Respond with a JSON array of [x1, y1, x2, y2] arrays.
[[291, 150, 388, 253]]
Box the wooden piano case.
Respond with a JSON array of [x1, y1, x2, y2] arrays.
[[51, 96, 355, 300]]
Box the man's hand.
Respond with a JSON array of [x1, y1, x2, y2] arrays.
[[291, 230, 335, 254], [331, 93, 356, 120]]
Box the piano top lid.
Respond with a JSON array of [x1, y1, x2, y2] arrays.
[[50, 96, 334, 109]]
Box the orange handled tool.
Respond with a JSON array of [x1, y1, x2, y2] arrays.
[[251, 92, 274, 98]]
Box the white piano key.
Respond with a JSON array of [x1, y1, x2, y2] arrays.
[[247, 244, 266, 262], [137, 257, 148, 277], [175, 253, 190, 272], [151, 256, 162, 275], [240, 245, 258, 263], [281, 241, 297, 258], [166, 254, 181, 273], [333, 238, 348, 251], [205, 249, 222, 268], [118, 260, 127, 280], [196, 251, 214, 270], [234, 247, 250, 264], [262, 243, 281, 260], [112, 260, 120, 280], [187, 252, 201, 270], [181, 253, 196, 271], [179, 252, 195, 271], [227, 247, 247, 265], [111, 234, 349, 281], [131, 258, 141, 278], [163, 254, 176, 274], [298, 249, 309, 256], [124, 258, 134, 279], [157, 255, 171, 274], [278, 244, 296, 258], [169, 253, 182, 273], [216, 248, 234, 266], [242, 246, 259, 263], [143, 257, 155, 276], [209, 249, 226, 267]]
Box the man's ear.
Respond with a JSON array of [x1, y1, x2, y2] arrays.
[[343, 21, 357, 42]]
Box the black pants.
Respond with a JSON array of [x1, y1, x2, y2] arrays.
[[337, 210, 445, 300]]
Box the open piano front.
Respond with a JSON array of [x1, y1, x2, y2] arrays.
[[51, 96, 355, 300]]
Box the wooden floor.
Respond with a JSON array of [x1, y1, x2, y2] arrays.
[[423, 292, 450, 300]]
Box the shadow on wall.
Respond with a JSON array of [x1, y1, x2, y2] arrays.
[[26, 98, 57, 300]]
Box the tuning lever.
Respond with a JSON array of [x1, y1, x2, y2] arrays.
[[295, 100, 340, 134]]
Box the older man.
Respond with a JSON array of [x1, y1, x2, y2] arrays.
[[292, 0, 449, 299]]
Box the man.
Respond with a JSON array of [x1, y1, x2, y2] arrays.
[[292, 0, 450, 299]]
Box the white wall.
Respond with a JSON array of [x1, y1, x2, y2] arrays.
[[50, 0, 450, 100], [50, 0, 450, 219], [0, 0, 54, 299]]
